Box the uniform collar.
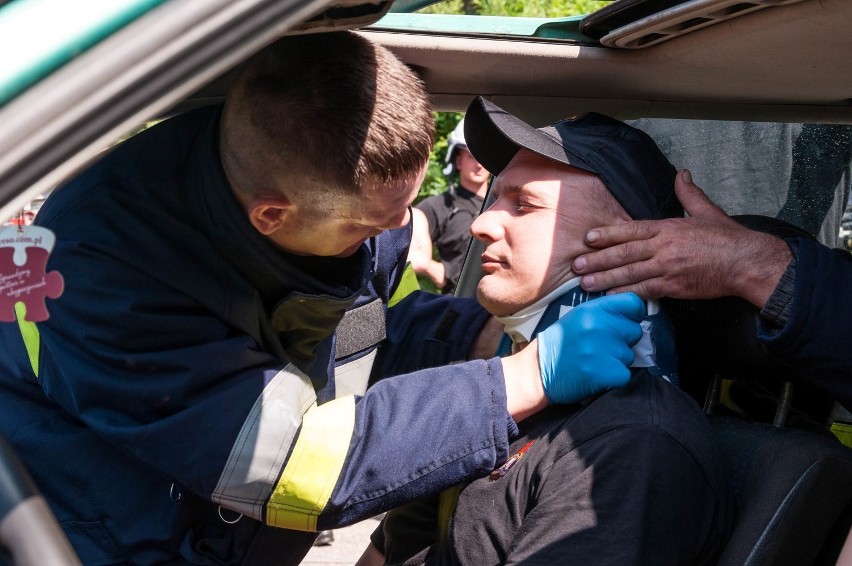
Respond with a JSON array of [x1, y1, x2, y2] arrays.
[[186, 106, 371, 307]]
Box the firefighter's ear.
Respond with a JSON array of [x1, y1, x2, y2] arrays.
[[247, 196, 293, 235]]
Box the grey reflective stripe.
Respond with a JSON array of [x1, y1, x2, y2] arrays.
[[334, 349, 376, 398], [211, 348, 380, 517], [335, 298, 385, 359], [212, 363, 316, 520]]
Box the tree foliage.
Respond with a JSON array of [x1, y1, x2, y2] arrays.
[[422, 0, 609, 17], [419, 112, 463, 202]]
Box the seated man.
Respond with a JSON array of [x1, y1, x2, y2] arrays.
[[360, 98, 731, 565]]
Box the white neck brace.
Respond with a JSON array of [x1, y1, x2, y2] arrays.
[[495, 278, 664, 374], [495, 277, 584, 344]]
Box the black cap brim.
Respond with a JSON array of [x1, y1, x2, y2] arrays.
[[463, 97, 682, 221]]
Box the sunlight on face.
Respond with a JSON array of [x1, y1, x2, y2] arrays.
[[269, 165, 426, 257], [470, 150, 614, 316]]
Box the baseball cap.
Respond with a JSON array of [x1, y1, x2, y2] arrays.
[[463, 97, 682, 220]]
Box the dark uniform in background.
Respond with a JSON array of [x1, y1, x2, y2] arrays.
[[416, 185, 483, 295]]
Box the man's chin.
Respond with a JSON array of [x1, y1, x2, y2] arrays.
[[476, 284, 514, 318]]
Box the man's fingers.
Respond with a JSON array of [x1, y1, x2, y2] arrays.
[[580, 265, 664, 297], [614, 342, 637, 367], [574, 237, 655, 275], [675, 169, 727, 220], [599, 292, 646, 322], [583, 219, 659, 249], [577, 250, 661, 291], [573, 170, 736, 303], [596, 294, 644, 349], [604, 281, 664, 301]]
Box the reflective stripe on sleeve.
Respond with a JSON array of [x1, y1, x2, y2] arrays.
[[388, 263, 419, 308], [266, 395, 355, 531], [212, 363, 317, 521], [334, 349, 376, 398], [15, 302, 40, 378]]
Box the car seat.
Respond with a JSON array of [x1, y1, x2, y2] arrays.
[[0, 433, 80, 565], [670, 215, 852, 566]]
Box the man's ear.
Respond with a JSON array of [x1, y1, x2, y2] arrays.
[[247, 196, 293, 235]]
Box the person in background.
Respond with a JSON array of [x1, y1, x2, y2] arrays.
[[409, 118, 490, 294], [359, 97, 730, 566]]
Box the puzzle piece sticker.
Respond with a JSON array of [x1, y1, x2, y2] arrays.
[[0, 225, 64, 322]]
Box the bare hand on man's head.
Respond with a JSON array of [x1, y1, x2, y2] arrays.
[[572, 169, 793, 309]]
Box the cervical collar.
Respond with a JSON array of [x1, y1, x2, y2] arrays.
[[496, 277, 678, 385]]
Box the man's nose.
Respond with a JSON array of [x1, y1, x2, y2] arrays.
[[470, 208, 499, 242]]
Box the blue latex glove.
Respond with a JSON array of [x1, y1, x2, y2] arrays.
[[538, 292, 646, 404]]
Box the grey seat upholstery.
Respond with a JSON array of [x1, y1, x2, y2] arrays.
[[711, 415, 852, 566]]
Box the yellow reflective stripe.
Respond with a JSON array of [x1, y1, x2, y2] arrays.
[[15, 302, 40, 378], [437, 484, 462, 544], [212, 364, 317, 521], [266, 395, 356, 531], [388, 263, 419, 308], [718, 378, 746, 416], [831, 422, 852, 449]]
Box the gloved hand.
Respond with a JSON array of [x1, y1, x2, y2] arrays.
[[537, 292, 645, 404]]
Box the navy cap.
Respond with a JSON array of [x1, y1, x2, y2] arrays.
[[463, 97, 682, 220]]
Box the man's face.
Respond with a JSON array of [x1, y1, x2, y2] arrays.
[[455, 147, 490, 191], [471, 150, 613, 316], [267, 165, 426, 257]]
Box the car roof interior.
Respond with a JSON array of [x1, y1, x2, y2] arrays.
[[4, 0, 849, 223], [181, 0, 852, 125]]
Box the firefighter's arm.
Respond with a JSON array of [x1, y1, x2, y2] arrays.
[[407, 208, 446, 288]]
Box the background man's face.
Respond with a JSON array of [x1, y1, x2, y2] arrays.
[[455, 148, 490, 190], [471, 150, 613, 316]]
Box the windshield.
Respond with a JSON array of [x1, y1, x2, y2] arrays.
[[374, 0, 614, 41], [630, 119, 852, 247]]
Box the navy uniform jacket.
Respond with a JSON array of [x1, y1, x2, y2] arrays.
[[0, 106, 510, 565], [759, 236, 852, 408]]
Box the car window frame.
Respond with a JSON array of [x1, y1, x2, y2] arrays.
[[0, 0, 334, 223]]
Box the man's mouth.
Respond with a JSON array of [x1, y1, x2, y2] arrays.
[[480, 254, 505, 273]]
